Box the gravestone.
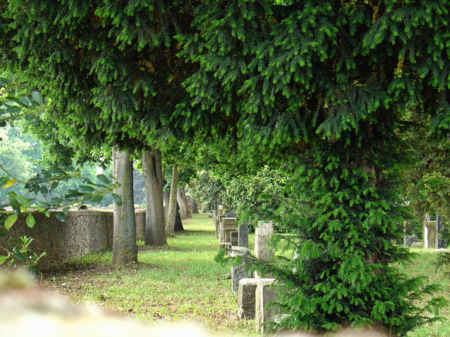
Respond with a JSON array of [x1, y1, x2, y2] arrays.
[[229, 247, 250, 293], [237, 278, 260, 319], [404, 235, 418, 247], [423, 218, 437, 248], [230, 231, 239, 246], [238, 222, 249, 248], [255, 221, 274, 278], [255, 278, 277, 332], [222, 218, 237, 243]]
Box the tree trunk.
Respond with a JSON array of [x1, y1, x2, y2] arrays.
[[177, 186, 191, 219], [142, 149, 166, 246], [190, 198, 198, 214], [166, 164, 179, 234], [112, 148, 138, 265], [163, 189, 170, 223], [175, 202, 184, 231]]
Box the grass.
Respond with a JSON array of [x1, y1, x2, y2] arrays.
[[39, 213, 259, 336], [38, 213, 450, 336]]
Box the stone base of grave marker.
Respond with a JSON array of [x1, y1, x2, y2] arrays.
[[255, 278, 277, 332], [219, 242, 231, 250], [237, 278, 260, 319]]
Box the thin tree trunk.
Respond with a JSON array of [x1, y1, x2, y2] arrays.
[[190, 198, 198, 214], [166, 164, 179, 234], [113, 149, 138, 265], [163, 188, 170, 223], [177, 186, 191, 219], [142, 149, 166, 246]]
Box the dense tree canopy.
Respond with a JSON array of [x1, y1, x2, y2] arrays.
[[3, 0, 450, 334]]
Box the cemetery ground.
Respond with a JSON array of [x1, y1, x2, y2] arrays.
[[37, 213, 450, 337]]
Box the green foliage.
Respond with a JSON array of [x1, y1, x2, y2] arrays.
[[189, 171, 224, 212], [0, 236, 46, 273], [221, 165, 284, 220]]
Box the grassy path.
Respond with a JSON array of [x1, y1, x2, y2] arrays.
[[39, 213, 259, 336]]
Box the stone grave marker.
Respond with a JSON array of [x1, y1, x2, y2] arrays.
[[238, 222, 249, 248], [237, 278, 260, 319], [229, 247, 250, 293], [255, 278, 277, 332], [254, 221, 274, 278], [222, 218, 237, 243], [404, 235, 418, 247], [230, 231, 239, 246]]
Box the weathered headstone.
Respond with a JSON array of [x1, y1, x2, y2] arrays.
[[238, 222, 249, 248], [255, 278, 277, 332], [230, 231, 239, 246], [222, 218, 237, 243], [237, 278, 260, 319], [229, 247, 250, 293], [254, 221, 274, 278], [255, 221, 274, 262], [403, 235, 418, 247], [423, 218, 437, 248]]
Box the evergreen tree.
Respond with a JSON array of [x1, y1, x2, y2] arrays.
[[178, 0, 450, 334]]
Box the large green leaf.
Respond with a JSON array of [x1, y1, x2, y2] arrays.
[[17, 196, 31, 208], [0, 256, 7, 265], [112, 193, 122, 206], [5, 214, 18, 230], [97, 174, 110, 184], [26, 214, 36, 228], [55, 212, 66, 222], [32, 91, 43, 105], [79, 185, 95, 193]]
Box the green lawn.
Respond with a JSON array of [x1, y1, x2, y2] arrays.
[[39, 213, 450, 336]]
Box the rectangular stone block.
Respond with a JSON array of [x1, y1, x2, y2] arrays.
[[237, 278, 260, 319], [238, 222, 249, 248], [231, 231, 239, 246], [255, 278, 277, 332]]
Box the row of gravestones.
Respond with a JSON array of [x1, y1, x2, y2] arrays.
[[212, 208, 278, 331]]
